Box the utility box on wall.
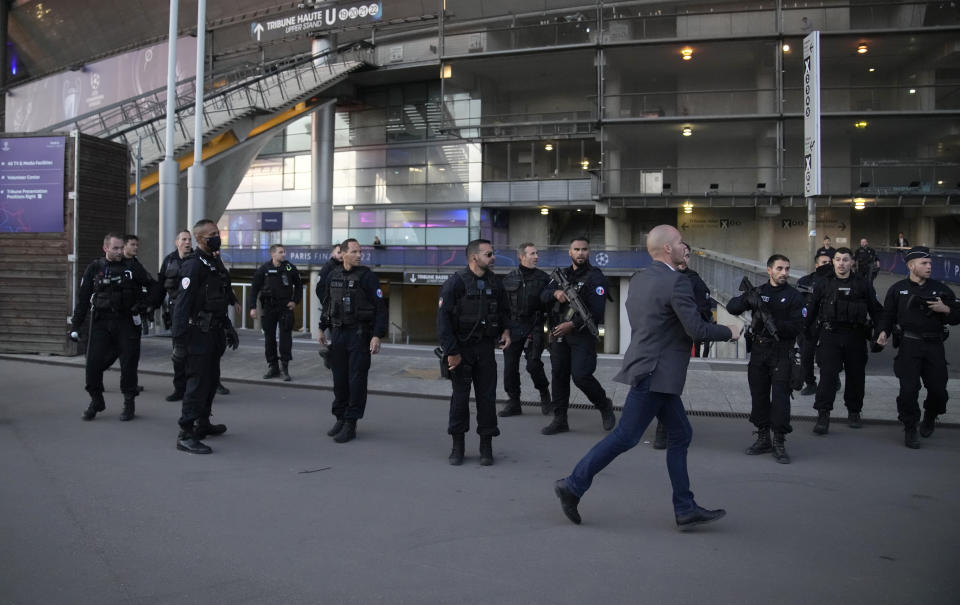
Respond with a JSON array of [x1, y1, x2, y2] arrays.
[[0, 133, 128, 355]]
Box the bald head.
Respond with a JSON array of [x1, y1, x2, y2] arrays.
[[647, 224, 685, 268]]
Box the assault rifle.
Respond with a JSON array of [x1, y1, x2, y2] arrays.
[[550, 268, 600, 338], [739, 277, 779, 343]]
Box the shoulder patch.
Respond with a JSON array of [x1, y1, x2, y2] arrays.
[[595, 286, 605, 296], [802, 307, 808, 318], [438, 296, 444, 309], [181, 277, 191, 290], [376, 288, 383, 298]]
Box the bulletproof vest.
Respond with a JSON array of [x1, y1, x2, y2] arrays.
[[327, 266, 376, 328], [262, 261, 295, 304], [819, 277, 869, 326], [92, 259, 138, 315], [455, 269, 501, 341], [196, 255, 230, 317], [163, 254, 185, 298], [502, 269, 549, 322]]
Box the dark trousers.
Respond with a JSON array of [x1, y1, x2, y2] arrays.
[[448, 341, 500, 437], [171, 339, 186, 395], [565, 376, 695, 516], [503, 326, 549, 400], [179, 327, 226, 430], [330, 327, 373, 420], [747, 343, 793, 434], [799, 332, 817, 385], [550, 332, 607, 414], [261, 306, 293, 365], [693, 341, 711, 358], [814, 330, 867, 413], [894, 338, 949, 425], [85, 317, 141, 397]]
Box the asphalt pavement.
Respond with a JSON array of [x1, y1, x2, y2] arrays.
[[1, 358, 958, 604]]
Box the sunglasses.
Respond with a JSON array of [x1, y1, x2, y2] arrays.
[[481, 251, 494, 257]]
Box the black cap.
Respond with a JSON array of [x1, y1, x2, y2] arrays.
[[905, 246, 931, 261]]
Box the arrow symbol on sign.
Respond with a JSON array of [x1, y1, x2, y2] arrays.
[[253, 22, 264, 41]]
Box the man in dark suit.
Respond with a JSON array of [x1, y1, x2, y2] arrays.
[[553, 225, 742, 530]]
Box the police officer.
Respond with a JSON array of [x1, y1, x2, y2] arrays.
[[854, 237, 879, 285], [250, 244, 302, 381], [796, 253, 834, 395], [315, 243, 342, 369], [727, 255, 804, 463], [540, 236, 615, 435], [815, 236, 836, 261], [70, 233, 159, 421], [158, 230, 194, 401], [172, 219, 240, 454], [498, 242, 552, 417], [805, 247, 883, 435], [876, 246, 960, 448], [437, 239, 511, 466], [678, 242, 714, 357], [317, 238, 387, 443], [123, 235, 155, 344]]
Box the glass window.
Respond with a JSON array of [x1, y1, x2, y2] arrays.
[[333, 211, 348, 229], [346, 229, 383, 246], [387, 147, 426, 166], [385, 227, 426, 245], [283, 157, 296, 190], [387, 210, 426, 228], [260, 133, 283, 156], [286, 116, 312, 152], [426, 228, 468, 245], [284, 211, 311, 230], [427, 209, 468, 227], [350, 210, 385, 229]]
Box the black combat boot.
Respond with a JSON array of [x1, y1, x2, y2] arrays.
[[498, 397, 523, 417], [449, 433, 465, 465], [176, 428, 212, 454], [813, 412, 830, 435], [599, 397, 616, 431], [904, 424, 920, 449], [263, 364, 281, 379], [772, 432, 790, 464], [919, 411, 937, 438], [165, 391, 184, 402], [281, 361, 291, 382], [194, 417, 227, 439], [333, 419, 357, 443], [82, 393, 106, 421], [541, 412, 570, 435], [744, 427, 772, 455], [216, 382, 230, 395], [119, 395, 136, 421], [539, 388, 553, 415], [327, 417, 345, 437], [653, 421, 667, 450], [847, 412, 862, 429], [479, 436, 494, 466], [800, 382, 817, 396]]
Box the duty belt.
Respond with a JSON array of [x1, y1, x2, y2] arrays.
[[822, 322, 857, 333], [902, 330, 943, 342]]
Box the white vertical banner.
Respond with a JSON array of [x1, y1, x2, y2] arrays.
[[803, 31, 822, 197]]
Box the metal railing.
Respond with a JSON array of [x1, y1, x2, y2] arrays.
[[231, 282, 310, 332]]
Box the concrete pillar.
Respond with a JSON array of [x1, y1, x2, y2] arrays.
[[916, 215, 935, 247], [309, 270, 320, 339], [603, 280, 619, 354], [618, 276, 631, 355], [756, 214, 775, 264], [389, 284, 404, 343]]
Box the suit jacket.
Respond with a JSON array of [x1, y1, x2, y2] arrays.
[[614, 261, 733, 394]]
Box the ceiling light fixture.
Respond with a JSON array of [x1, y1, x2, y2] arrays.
[[681, 126, 693, 137], [544, 143, 554, 151], [683, 201, 694, 214], [681, 47, 693, 61], [908, 88, 917, 94], [854, 120, 868, 129], [782, 43, 790, 52], [857, 44, 868, 54], [540, 207, 549, 215]]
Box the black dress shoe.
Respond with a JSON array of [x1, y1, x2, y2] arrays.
[[195, 421, 227, 439], [165, 391, 184, 402], [498, 399, 522, 417], [326, 418, 345, 437], [333, 420, 357, 443], [599, 398, 616, 431], [675, 506, 726, 531], [554, 479, 581, 525]]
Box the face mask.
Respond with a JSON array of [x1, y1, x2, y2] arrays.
[[206, 235, 221, 251]]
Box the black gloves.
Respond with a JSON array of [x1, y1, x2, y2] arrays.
[[225, 324, 239, 350]]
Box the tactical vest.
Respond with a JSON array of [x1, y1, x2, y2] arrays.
[[195, 254, 230, 317], [819, 278, 869, 327], [92, 259, 139, 316], [502, 269, 549, 322], [261, 261, 295, 305], [455, 269, 501, 341], [327, 266, 376, 328], [163, 254, 186, 299]]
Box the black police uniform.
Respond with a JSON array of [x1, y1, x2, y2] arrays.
[[499, 265, 551, 415], [879, 275, 960, 444], [318, 263, 387, 442], [251, 259, 303, 377], [159, 249, 192, 397], [681, 267, 714, 357], [437, 267, 509, 464], [172, 249, 239, 453], [796, 263, 834, 391], [540, 262, 614, 434], [805, 271, 883, 432], [727, 281, 804, 461], [71, 256, 159, 420], [854, 245, 879, 284], [815, 246, 836, 260]]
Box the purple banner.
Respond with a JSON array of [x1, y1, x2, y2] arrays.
[[878, 250, 960, 285], [0, 136, 66, 233]]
